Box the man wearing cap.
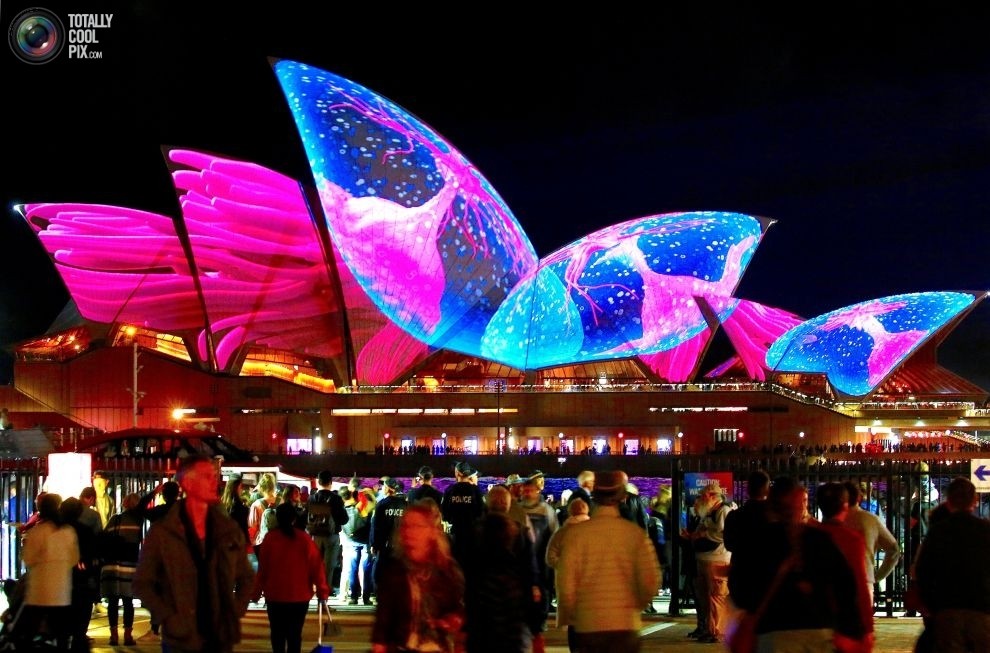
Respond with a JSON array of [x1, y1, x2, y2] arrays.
[[441, 462, 486, 568], [506, 473, 526, 507], [502, 475, 535, 538], [370, 477, 407, 590], [556, 470, 661, 653], [686, 481, 735, 644], [406, 466, 443, 507], [530, 469, 549, 500]]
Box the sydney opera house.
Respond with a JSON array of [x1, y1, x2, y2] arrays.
[[1, 59, 987, 457]]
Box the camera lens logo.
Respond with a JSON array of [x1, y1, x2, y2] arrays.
[[8, 8, 64, 64]]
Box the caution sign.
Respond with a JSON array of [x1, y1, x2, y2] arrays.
[[684, 471, 735, 504], [971, 459, 990, 493]]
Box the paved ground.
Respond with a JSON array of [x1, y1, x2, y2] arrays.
[[72, 597, 926, 652]]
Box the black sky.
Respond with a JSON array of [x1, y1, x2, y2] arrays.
[[2, 3, 988, 387]]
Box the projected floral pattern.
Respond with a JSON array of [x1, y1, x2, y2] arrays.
[[480, 212, 761, 369], [765, 292, 979, 396], [16, 60, 982, 395], [275, 60, 539, 359], [273, 60, 766, 369], [22, 150, 431, 384]]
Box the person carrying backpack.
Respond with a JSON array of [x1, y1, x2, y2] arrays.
[[306, 470, 348, 599], [342, 483, 376, 605]]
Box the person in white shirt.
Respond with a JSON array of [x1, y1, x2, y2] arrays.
[[842, 481, 901, 605]]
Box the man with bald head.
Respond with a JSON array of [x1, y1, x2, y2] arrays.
[[556, 470, 660, 653]]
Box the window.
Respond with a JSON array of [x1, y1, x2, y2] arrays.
[[285, 438, 312, 454]]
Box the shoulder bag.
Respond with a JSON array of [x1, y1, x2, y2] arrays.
[[726, 552, 799, 653]]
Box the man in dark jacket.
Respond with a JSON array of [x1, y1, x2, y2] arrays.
[[725, 470, 771, 604], [915, 476, 990, 652], [406, 465, 443, 507], [307, 469, 348, 597], [133, 455, 254, 653], [370, 477, 407, 587], [441, 462, 486, 569]]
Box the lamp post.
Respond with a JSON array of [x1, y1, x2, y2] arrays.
[[127, 339, 145, 428], [494, 379, 506, 446]]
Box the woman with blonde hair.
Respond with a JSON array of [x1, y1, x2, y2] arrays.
[[248, 472, 278, 568], [343, 482, 377, 605], [651, 486, 673, 596], [371, 502, 466, 653]]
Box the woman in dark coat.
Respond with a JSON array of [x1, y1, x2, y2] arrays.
[[60, 497, 99, 652], [98, 492, 143, 645], [464, 512, 540, 653]]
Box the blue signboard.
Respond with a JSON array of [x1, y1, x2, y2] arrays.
[[683, 471, 734, 505]]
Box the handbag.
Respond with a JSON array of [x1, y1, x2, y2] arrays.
[[310, 601, 340, 653], [726, 553, 800, 653]]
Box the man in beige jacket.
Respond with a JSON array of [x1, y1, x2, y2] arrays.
[[556, 470, 661, 652]]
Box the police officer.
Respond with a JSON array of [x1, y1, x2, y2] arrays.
[[369, 477, 407, 587], [440, 461, 485, 569]]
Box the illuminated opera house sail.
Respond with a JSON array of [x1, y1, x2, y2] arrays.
[[7, 59, 987, 449]]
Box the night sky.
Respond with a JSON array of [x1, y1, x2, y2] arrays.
[[2, 4, 988, 387]]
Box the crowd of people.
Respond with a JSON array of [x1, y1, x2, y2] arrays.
[[7, 458, 990, 653], [673, 470, 989, 653]]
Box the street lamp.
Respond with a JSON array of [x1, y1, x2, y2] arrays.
[[494, 379, 506, 445]]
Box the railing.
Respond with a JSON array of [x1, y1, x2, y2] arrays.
[[856, 400, 977, 411], [0, 451, 981, 620]]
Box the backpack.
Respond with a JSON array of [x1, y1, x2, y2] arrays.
[[342, 504, 369, 539], [306, 494, 336, 537], [259, 505, 278, 543]]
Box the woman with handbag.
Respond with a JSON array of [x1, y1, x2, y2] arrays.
[[728, 477, 869, 653]]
